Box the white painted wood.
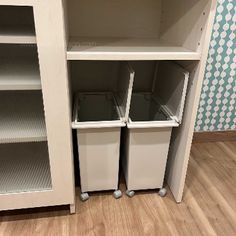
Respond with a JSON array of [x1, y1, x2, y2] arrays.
[[0, 142, 51, 194], [32, 0, 75, 209], [78, 128, 121, 192], [0, 0, 74, 210], [0, 0, 34, 6], [0, 91, 47, 143], [166, 0, 217, 202], [67, 38, 200, 61], [0, 47, 41, 90], [160, 0, 212, 52], [122, 127, 172, 191]]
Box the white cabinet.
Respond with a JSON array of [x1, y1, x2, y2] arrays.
[[0, 0, 217, 211], [0, 2, 75, 213], [64, 0, 217, 203]]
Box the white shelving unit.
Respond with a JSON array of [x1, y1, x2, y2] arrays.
[[0, 0, 217, 212], [64, 0, 218, 203]]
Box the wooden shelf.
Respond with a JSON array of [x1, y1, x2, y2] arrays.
[[0, 25, 36, 44], [0, 142, 52, 194], [0, 91, 47, 144], [67, 37, 201, 61], [0, 57, 41, 90]]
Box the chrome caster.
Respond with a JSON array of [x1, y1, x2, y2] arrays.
[[113, 190, 122, 199], [80, 192, 89, 202], [126, 190, 135, 198], [158, 188, 167, 197]]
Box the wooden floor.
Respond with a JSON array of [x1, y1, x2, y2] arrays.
[[0, 141, 236, 236]]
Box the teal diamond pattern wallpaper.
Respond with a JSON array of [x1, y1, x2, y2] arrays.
[[195, 0, 236, 131]]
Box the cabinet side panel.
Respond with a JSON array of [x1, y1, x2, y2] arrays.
[[166, 0, 217, 202]]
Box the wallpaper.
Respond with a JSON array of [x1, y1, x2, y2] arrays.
[[195, 0, 236, 131]]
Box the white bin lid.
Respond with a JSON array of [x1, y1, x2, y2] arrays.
[[153, 61, 189, 124], [115, 62, 135, 122]]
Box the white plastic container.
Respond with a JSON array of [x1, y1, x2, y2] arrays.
[[72, 62, 134, 201], [122, 61, 189, 197]]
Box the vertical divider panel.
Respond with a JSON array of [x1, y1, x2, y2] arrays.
[[33, 0, 75, 205], [166, 0, 217, 202]]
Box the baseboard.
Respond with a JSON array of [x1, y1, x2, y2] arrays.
[[193, 130, 236, 143]]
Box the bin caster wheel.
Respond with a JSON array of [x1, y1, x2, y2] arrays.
[[113, 190, 122, 199], [80, 192, 89, 202], [158, 188, 167, 197], [126, 190, 135, 198]]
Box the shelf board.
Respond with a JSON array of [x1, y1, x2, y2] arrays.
[[0, 91, 47, 144], [67, 37, 201, 61], [0, 142, 52, 194], [0, 58, 41, 90], [0, 0, 34, 6], [0, 25, 36, 44]]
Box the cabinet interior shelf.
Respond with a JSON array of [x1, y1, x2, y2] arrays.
[[0, 6, 36, 44], [0, 55, 41, 90], [0, 25, 36, 44], [0, 142, 52, 194], [67, 38, 201, 61], [0, 91, 47, 144]]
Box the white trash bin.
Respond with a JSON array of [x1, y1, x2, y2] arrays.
[[122, 61, 189, 198], [72, 62, 134, 201]]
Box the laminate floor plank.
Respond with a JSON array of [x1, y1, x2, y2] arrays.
[[0, 141, 235, 236]]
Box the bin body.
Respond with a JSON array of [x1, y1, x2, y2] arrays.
[[77, 128, 121, 192], [123, 127, 172, 191]]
